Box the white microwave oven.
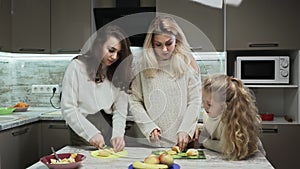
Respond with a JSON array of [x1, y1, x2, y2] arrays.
[[235, 56, 290, 84]]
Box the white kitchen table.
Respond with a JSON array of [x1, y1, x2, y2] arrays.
[[27, 146, 274, 169]]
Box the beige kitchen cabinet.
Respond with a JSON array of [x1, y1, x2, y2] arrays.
[[260, 124, 300, 169], [11, 0, 51, 53], [0, 0, 12, 52], [226, 0, 300, 50], [156, 0, 224, 52], [39, 121, 70, 157], [51, 0, 92, 54], [0, 122, 39, 169]]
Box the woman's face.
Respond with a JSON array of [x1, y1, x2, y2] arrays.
[[202, 91, 224, 118], [152, 33, 176, 60], [101, 36, 122, 66]]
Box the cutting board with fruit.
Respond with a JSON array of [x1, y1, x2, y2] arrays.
[[128, 161, 180, 169], [129, 153, 180, 169], [152, 146, 206, 159], [91, 148, 128, 159]]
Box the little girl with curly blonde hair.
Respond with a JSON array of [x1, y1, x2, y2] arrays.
[[198, 74, 265, 160]]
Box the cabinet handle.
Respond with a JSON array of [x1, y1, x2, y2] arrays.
[[262, 128, 278, 133], [190, 46, 203, 52], [48, 124, 68, 129], [248, 43, 279, 48], [12, 128, 29, 136], [18, 48, 45, 52], [10, 0, 14, 15], [56, 49, 81, 53]]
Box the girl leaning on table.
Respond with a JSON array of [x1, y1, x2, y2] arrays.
[[129, 14, 202, 151], [195, 74, 266, 160], [61, 25, 132, 152]]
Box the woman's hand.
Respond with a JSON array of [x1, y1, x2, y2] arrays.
[[177, 132, 190, 151], [150, 129, 161, 145], [192, 127, 200, 142], [111, 137, 125, 152], [89, 133, 105, 149]]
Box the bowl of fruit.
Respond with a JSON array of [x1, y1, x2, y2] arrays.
[[12, 102, 30, 112], [40, 153, 85, 169], [128, 153, 180, 169]]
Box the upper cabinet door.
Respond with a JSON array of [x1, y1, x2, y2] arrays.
[[226, 0, 300, 50], [0, 0, 12, 52], [11, 0, 50, 53], [51, 0, 91, 54], [156, 0, 224, 52]]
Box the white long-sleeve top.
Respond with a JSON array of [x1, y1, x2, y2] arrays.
[[61, 58, 128, 142], [129, 59, 201, 147]]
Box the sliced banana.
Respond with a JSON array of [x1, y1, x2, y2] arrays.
[[132, 161, 168, 169]]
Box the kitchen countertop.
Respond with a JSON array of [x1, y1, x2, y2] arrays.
[[0, 107, 135, 131], [27, 146, 274, 169], [0, 107, 62, 131]]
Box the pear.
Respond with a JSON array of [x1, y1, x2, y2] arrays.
[[159, 153, 174, 166], [144, 154, 160, 164]]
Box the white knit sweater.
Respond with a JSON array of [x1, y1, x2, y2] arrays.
[[61, 59, 128, 142], [129, 59, 202, 147]]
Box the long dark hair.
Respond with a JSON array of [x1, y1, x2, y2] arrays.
[[76, 25, 132, 91]]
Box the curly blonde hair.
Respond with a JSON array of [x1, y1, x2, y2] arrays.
[[203, 74, 262, 160], [141, 14, 193, 78]]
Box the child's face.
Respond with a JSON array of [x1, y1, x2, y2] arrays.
[[152, 33, 176, 60], [202, 91, 224, 118]]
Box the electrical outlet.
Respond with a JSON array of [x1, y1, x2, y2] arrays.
[[31, 84, 59, 94]]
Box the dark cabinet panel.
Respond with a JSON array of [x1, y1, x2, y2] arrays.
[[0, 123, 39, 169], [226, 0, 300, 50], [51, 0, 91, 54], [11, 0, 51, 53], [0, 0, 12, 52], [260, 124, 300, 169], [156, 0, 224, 52], [39, 121, 70, 157]]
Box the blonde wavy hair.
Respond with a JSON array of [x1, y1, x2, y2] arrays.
[[203, 74, 262, 160], [140, 14, 193, 78]]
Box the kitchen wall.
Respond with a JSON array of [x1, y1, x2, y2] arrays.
[[0, 52, 75, 107], [0, 49, 226, 108]]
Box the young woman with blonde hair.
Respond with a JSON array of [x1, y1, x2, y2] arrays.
[[129, 14, 201, 151], [199, 74, 265, 160]]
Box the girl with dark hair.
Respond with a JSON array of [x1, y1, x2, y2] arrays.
[[61, 25, 132, 152]]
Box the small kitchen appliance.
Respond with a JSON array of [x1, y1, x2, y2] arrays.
[[235, 56, 289, 84]]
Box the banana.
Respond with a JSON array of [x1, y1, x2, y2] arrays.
[[132, 161, 168, 169]]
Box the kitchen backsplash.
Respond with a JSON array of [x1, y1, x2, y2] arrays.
[[0, 50, 226, 108], [0, 52, 75, 107]]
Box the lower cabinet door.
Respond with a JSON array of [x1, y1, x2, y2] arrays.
[[0, 123, 39, 169], [40, 121, 70, 157], [260, 124, 300, 169]]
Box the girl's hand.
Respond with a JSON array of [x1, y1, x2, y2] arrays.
[[89, 133, 105, 149], [150, 129, 161, 145], [111, 136, 125, 152], [177, 132, 190, 151]]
